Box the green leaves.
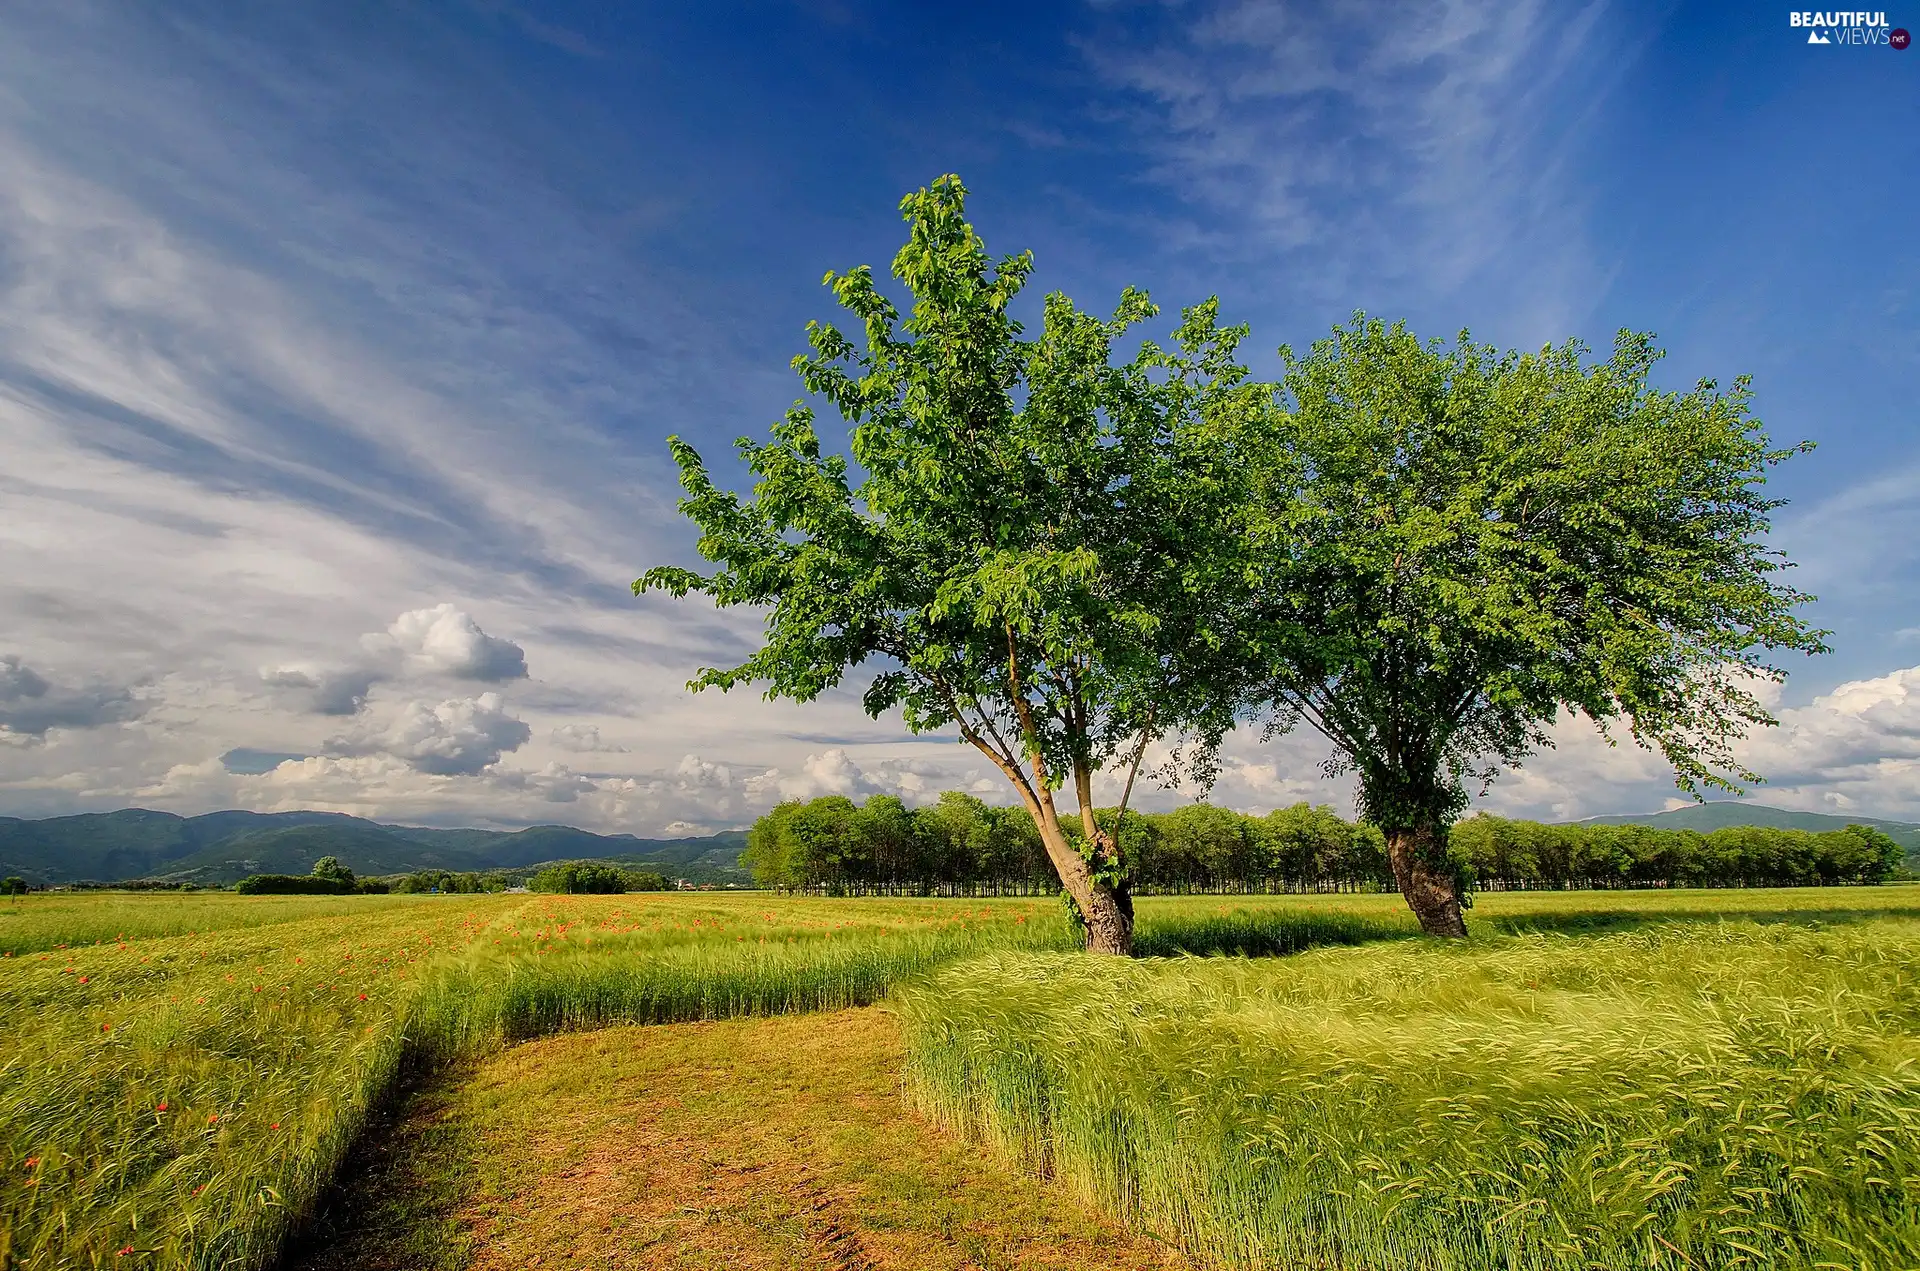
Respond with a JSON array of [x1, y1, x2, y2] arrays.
[[635, 175, 1247, 823], [1239, 314, 1828, 831], [634, 175, 1259, 942], [636, 183, 1823, 941]]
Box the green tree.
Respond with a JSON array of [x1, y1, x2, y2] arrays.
[[637, 176, 1253, 953], [785, 796, 865, 894], [742, 800, 805, 890], [853, 794, 919, 890], [1238, 317, 1828, 935], [529, 861, 628, 894], [912, 791, 997, 891], [1, 875, 26, 898], [309, 856, 355, 887], [1154, 804, 1255, 890]]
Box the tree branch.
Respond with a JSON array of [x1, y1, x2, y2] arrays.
[[1114, 701, 1159, 820]]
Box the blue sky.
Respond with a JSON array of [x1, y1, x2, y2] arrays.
[[1, 0, 1915, 831]]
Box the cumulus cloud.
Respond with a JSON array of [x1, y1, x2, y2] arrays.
[[488, 761, 596, 803], [551, 723, 629, 753], [674, 753, 734, 788], [0, 655, 147, 738], [328, 692, 531, 776], [741, 747, 958, 804], [259, 663, 383, 716], [1438, 665, 1920, 823], [378, 603, 528, 681], [261, 604, 526, 716]]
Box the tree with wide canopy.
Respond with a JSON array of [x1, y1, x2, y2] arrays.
[[637, 176, 1258, 953], [1232, 316, 1829, 936]]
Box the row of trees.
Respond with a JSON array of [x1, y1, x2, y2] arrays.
[[528, 861, 671, 894], [223, 858, 681, 896], [235, 855, 390, 895], [390, 868, 516, 894], [745, 793, 1906, 894], [638, 175, 1828, 948]]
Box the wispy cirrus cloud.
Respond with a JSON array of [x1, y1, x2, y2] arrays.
[[0, 3, 810, 827], [1079, 0, 1628, 337], [0, 1, 1913, 835]]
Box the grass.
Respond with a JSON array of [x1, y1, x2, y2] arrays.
[[6, 886, 1918, 1269], [0, 892, 1081, 1269], [895, 890, 1920, 1271], [0, 892, 442, 957], [289, 1008, 1184, 1271]]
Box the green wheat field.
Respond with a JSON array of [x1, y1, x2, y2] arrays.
[[3, 887, 1917, 1270]]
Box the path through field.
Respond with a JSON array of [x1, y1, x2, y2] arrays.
[[294, 1007, 1181, 1271]]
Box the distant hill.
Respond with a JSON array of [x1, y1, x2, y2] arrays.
[[0, 808, 749, 886], [1573, 802, 1920, 867]]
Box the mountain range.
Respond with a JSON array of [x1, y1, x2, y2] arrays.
[[0, 808, 749, 886]]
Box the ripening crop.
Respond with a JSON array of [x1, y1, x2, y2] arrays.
[[0, 892, 1072, 1269], [5, 887, 1918, 1270], [896, 901, 1920, 1270]]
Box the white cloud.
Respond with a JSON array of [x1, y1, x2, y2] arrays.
[[740, 747, 973, 805], [488, 761, 596, 803], [262, 605, 525, 715], [674, 753, 734, 788], [0, 6, 795, 831], [377, 603, 527, 681], [1455, 665, 1920, 822], [328, 692, 531, 776], [551, 723, 628, 753]]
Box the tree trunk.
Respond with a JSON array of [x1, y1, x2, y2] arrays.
[[1385, 822, 1467, 937], [1079, 878, 1134, 955], [1038, 826, 1134, 955]]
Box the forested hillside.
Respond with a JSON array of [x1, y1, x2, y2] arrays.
[[0, 808, 747, 885]]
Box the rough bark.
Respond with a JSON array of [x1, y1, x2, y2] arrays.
[[1385, 821, 1468, 938], [1077, 869, 1134, 956], [1033, 817, 1133, 956]]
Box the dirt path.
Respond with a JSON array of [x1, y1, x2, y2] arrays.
[[293, 1008, 1182, 1271]]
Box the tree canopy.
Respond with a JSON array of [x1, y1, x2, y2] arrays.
[[638, 176, 1258, 953], [637, 176, 1828, 947], [309, 856, 354, 886], [1235, 316, 1828, 935]]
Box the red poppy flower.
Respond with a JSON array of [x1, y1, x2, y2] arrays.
[[156, 1103, 168, 1112]]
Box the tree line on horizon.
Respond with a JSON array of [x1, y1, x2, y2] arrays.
[[744, 791, 1905, 896]]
